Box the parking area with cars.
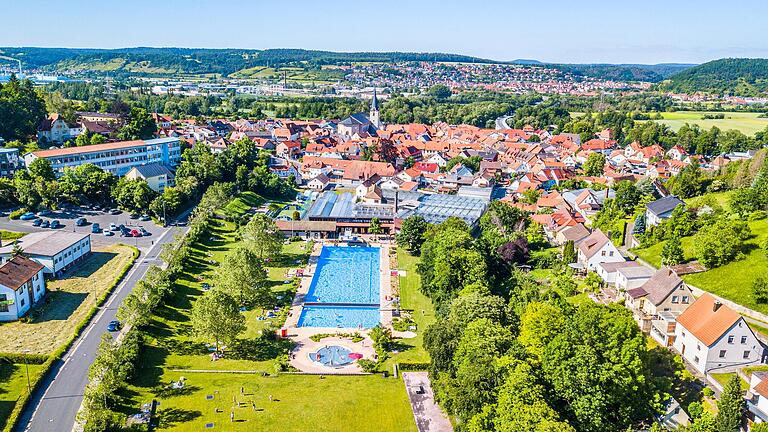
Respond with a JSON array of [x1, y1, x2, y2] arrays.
[[0, 205, 176, 250]]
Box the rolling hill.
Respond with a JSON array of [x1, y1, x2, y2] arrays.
[[660, 58, 768, 96]]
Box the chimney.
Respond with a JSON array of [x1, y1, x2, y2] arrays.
[[714, 301, 722, 312]]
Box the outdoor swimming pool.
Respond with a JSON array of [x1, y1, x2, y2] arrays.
[[298, 305, 381, 329], [304, 246, 380, 304]]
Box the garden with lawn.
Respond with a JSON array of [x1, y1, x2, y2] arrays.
[[117, 218, 417, 431], [0, 244, 138, 354], [632, 191, 768, 315], [0, 362, 45, 431]]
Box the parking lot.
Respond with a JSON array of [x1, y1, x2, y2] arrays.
[[0, 206, 175, 251]]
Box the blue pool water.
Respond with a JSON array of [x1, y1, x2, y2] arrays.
[[298, 305, 381, 329], [309, 345, 354, 367], [305, 246, 380, 304]]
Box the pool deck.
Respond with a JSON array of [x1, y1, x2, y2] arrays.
[[283, 239, 396, 373]]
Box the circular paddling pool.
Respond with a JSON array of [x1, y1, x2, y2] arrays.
[[309, 345, 354, 367]]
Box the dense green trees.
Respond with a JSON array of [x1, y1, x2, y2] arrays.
[[117, 107, 156, 140], [397, 215, 429, 253], [112, 178, 157, 213], [191, 288, 246, 352], [714, 375, 745, 432], [693, 217, 752, 268], [214, 245, 270, 307], [240, 214, 283, 259], [582, 152, 606, 176], [0, 75, 47, 141]]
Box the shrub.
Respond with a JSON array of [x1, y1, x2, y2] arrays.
[[357, 359, 379, 373], [703, 387, 714, 398], [754, 278, 768, 304], [397, 362, 430, 371], [392, 316, 416, 332], [8, 209, 24, 220]]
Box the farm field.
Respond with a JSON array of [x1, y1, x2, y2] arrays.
[[641, 111, 768, 135]]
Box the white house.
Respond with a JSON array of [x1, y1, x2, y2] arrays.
[[596, 260, 642, 286], [124, 163, 174, 193], [0, 232, 91, 276], [748, 372, 768, 426], [576, 229, 624, 271], [673, 293, 764, 375], [646, 196, 685, 227], [0, 255, 46, 321], [615, 265, 656, 291], [306, 174, 331, 191]]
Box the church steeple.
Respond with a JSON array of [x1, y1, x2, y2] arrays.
[[369, 89, 381, 129]]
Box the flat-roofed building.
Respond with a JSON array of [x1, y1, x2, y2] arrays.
[[0, 256, 46, 321], [0, 232, 92, 276], [24, 137, 182, 177]]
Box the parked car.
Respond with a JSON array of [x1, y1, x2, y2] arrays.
[[32, 218, 42, 227], [139, 228, 150, 236], [108, 208, 121, 215], [76, 217, 88, 226], [129, 213, 139, 219], [91, 223, 101, 233], [103, 230, 114, 237], [109, 223, 118, 231], [40, 220, 50, 228], [129, 229, 141, 237], [36, 210, 52, 217], [49, 220, 61, 229], [175, 221, 187, 226], [20, 212, 37, 220], [139, 214, 151, 221], [106, 320, 121, 332]]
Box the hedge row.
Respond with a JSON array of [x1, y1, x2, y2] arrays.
[[2, 245, 139, 432], [0, 353, 48, 365], [397, 362, 431, 371]]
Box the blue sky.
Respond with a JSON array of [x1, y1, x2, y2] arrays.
[[3, 0, 768, 64]]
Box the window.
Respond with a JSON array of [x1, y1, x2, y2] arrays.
[[609, 251, 614, 257], [0, 294, 7, 313], [682, 296, 689, 303], [601, 251, 606, 257], [744, 351, 751, 359], [19, 298, 24, 307], [697, 344, 701, 351], [694, 356, 700, 363], [741, 336, 748, 344], [719, 350, 726, 358], [672, 296, 679, 303], [728, 336, 734, 344]]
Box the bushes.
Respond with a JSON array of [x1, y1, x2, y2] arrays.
[[396, 362, 430, 371], [8, 209, 24, 220], [693, 218, 752, 268], [0, 353, 48, 365], [754, 278, 768, 304]]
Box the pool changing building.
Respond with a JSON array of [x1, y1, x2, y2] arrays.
[[276, 189, 490, 239]]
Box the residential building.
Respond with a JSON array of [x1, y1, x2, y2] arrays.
[[276, 141, 301, 159], [0, 148, 20, 177], [24, 138, 182, 177], [124, 162, 175, 192], [673, 293, 764, 375], [37, 113, 82, 143], [576, 229, 624, 271], [748, 372, 768, 426], [646, 196, 685, 226], [624, 268, 694, 346], [0, 232, 91, 276], [595, 260, 642, 286], [306, 173, 331, 191], [615, 265, 655, 291], [0, 255, 46, 321]]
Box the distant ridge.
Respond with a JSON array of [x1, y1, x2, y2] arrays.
[[661, 58, 768, 96]]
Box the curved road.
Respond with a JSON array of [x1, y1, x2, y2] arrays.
[[16, 224, 187, 432], [495, 115, 511, 130]]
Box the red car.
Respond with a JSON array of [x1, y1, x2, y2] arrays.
[[129, 229, 142, 237]]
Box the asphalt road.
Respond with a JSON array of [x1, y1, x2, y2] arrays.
[[495, 115, 511, 130], [15, 223, 188, 432]]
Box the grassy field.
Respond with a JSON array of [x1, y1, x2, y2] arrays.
[[229, 66, 344, 84], [642, 111, 768, 135], [0, 244, 137, 354], [383, 249, 435, 369], [710, 372, 749, 391], [120, 218, 416, 431], [633, 191, 768, 315], [0, 362, 45, 430], [129, 373, 416, 432]]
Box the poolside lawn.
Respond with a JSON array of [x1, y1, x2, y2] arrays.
[[384, 249, 435, 369], [0, 362, 45, 430], [0, 244, 137, 354], [128, 373, 416, 432]]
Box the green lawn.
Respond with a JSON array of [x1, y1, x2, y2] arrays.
[[222, 192, 266, 219], [0, 362, 45, 431], [710, 372, 749, 391], [130, 373, 416, 432], [121, 216, 415, 431], [633, 214, 768, 314], [384, 249, 435, 370], [641, 111, 768, 136]]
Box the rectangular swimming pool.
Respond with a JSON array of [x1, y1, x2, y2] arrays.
[[305, 246, 380, 304], [298, 305, 381, 329]]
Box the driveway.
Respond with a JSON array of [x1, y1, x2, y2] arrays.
[[0, 207, 171, 251], [402, 372, 452, 432]]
